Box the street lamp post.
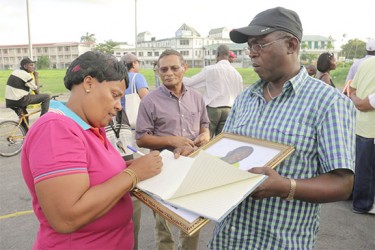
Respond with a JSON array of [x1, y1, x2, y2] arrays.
[[26, 0, 33, 59], [135, 0, 138, 56]]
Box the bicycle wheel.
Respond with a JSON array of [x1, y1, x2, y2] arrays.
[[0, 120, 26, 157]]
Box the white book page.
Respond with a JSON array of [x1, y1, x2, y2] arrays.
[[168, 175, 267, 221], [172, 151, 260, 198], [136, 150, 194, 199], [153, 196, 201, 223]]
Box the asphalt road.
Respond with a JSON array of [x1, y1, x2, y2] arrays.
[[0, 103, 374, 250]]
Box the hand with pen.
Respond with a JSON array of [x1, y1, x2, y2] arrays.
[[126, 146, 163, 181]]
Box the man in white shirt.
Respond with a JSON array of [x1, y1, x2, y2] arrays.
[[184, 44, 243, 137]]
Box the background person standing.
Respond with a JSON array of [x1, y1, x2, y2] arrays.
[[120, 53, 150, 250], [184, 44, 243, 137], [315, 52, 337, 88], [349, 56, 375, 215], [343, 39, 375, 96], [228, 51, 237, 63]]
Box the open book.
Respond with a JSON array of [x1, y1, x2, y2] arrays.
[[136, 150, 267, 222]]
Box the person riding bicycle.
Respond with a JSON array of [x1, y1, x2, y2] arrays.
[[5, 57, 50, 120]]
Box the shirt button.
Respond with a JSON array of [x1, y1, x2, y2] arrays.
[[231, 226, 236, 231], [183, 129, 186, 131], [259, 121, 263, 125], [181, 114, 184, 117]]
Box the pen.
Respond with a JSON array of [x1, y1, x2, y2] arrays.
[[127, 145, 145, 156]]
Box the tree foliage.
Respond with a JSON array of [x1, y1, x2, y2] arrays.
[[80, 32, 96, 43], [340, 39, 366, 59], [94, 40, 120, 54], [36, 55, 51, 69]]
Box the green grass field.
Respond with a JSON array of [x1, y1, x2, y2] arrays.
[[0, 65, 349, 102]]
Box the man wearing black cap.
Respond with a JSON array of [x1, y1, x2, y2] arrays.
[[208, 7, 355, 249], [5, 58, 50, 121]]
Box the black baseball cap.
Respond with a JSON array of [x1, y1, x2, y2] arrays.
[[20, 57, 36, 67], [230, 7, 303, 43]]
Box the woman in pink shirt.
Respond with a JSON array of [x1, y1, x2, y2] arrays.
[[21, 51, 162, 250]]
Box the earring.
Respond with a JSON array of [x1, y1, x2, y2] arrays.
[[85, 89, 90, 93]]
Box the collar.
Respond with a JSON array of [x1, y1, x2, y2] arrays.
[[159, 83, 188, 98], [49, 100, 91, 130], [250, 66, 308, 97]]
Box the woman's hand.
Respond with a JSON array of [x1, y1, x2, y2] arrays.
[[128, 151, 163, 181]]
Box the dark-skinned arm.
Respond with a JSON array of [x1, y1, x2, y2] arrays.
[[250, 167, 354, 203]]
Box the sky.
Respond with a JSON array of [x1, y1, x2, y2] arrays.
[[1, 0, 374, 50]]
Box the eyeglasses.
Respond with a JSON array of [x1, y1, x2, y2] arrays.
[[248, 36, 290, 53], [159, 66, 182, 74]]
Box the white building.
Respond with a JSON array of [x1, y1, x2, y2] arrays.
[[113, 23, 237, 68], [114, 25, 336, 68], [0, 42, 95, 70]]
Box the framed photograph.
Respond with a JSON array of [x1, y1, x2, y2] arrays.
[[190, 132, 295, 170], [132, 132, 294, 235]]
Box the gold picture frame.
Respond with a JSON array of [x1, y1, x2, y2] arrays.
[[132, 188, 210, 236], [191, 132, 295, 170], [132, 132, 295, 235]]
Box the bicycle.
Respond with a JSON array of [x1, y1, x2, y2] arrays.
[[0, 95, 60, 157]]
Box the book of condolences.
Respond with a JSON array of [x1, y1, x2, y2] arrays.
[[132, 133, 295, 235]]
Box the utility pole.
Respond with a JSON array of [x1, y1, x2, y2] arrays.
[[135, 0, 138, 56], [26, 0, 33, 59]]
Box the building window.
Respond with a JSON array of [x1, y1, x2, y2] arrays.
[[154, 51, 159, 56], [147, 51, 152, 56], [139, 52, 143, 56], [44, 48, 48, 53], [180, 40, 189, 46], [17, 48, 21, 53], [37, 48, 41, 53], [180, 50, 189, 56], [58, 47, 63, 52], [64, 47, 70, 52]]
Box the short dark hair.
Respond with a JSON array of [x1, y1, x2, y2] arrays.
[[217, 44, 230, 57], [317, 52, 334, 73], [64, 51, 129, 90], [158, 49, 185, 66]]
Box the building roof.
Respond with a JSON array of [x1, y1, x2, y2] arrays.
[[208, 27, 228, 35], [176, 23, 201, 37]]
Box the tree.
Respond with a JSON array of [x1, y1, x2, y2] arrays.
[[80, 32, 96, 43], [94, 40, 120, 54], [341, 39, 366, 59], [36, 55, 51, 69], [327, 36, 334, 50]]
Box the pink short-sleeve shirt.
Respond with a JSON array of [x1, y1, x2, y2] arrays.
[[21, 101, 134, 249]]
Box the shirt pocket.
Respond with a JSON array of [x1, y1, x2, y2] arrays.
[[273, 122, 316, 155]]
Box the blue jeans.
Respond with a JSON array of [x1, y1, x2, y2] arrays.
[[352, 135, 375, 212]]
